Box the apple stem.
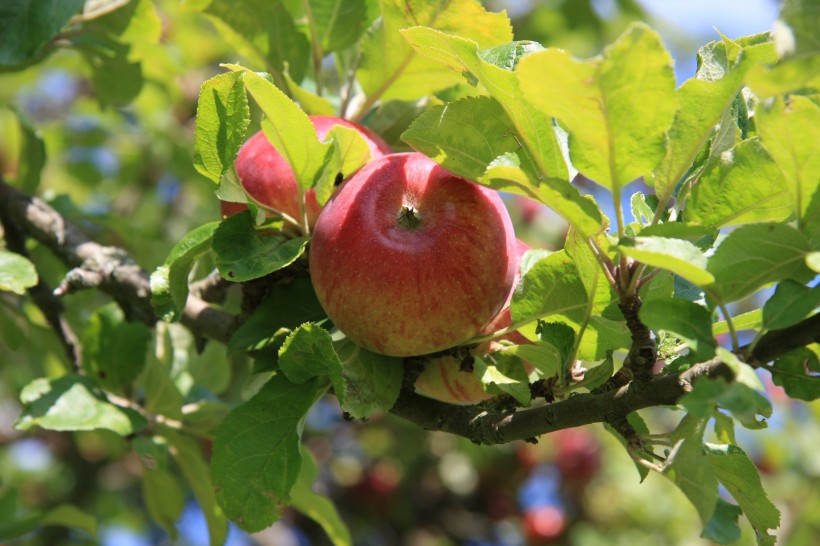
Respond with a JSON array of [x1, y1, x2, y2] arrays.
[[396, 205, 422, 230]]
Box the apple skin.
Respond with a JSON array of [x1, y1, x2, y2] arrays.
[[309, 152, 517, 357], [220, 115, 391, 227], [414, 240, 532, 404]]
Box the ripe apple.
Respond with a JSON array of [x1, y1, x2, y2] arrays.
[[309, 152, 518, 357], [415, 240, 532, 404], [523, 505, 567, 543], [220, 115, 391, 228]]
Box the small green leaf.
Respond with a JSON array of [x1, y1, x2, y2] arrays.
[[314, 124, 373, 205], [707, 223, 812, 303], [687, 139, 792, 228], [285, 70, 335, 116], [771, 348, 820, 401], [536, 322, 576, 365], [762, 280, 820, 330], [74, 36, 143, 106], [150, 221, 220, 322], [517, 23, 677, 193], [511, 251, 589, 326], [166, 433, 229, 546], [713, 309, 762, 336], [193, 71, 250, 183], [704, 443, 780, 545], [141, 466, 185, 539], [213, 212, 308, 282], [228, 277, 325, 354], [279, 324, 343, 392], [291, 449, 353, 546], [308, 0, 367, 53], [15, 375, 146, 436], [0, 0, 84, 67], [501, 342, 561, 378], [0, 251, 37, 295], [212, 374, 321, 532], [702, 499, 742, 544], [640, 298, 716, 360], [619, 236, 715, 287], [476, 353, 531, 405], [139, 358, 184, 418], [82, 303, 152, 392], [334, 339, 403, 419]]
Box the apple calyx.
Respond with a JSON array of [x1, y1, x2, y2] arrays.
[[397, 205, 422, 230]]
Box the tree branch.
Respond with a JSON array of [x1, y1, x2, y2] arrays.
[[0, 179, 237, 344]]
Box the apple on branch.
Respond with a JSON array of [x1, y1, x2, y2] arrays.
[[220, 115, 391, 228], [309, 152, 518, 358]]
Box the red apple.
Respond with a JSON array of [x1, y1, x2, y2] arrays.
[[523, 505, 567, 543], [220, 115, 391, 228], [309, 152, 517, 357]]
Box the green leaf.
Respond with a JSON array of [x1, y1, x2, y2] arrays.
[[762, 280, 820, 330], [639, 298, 716, 359], [687, 139, 792, 228], [501, 342, 561, 378], [15, 374, 146, 436], [167, 433, 229, 546], [479, 40, 544, 70], [193, 71, 250, 183], [603, 411, 649, 481], [771, 348, 820, 401], [81, 303, 152, 392], [228, 277, 325, 354], [226, 65, 332, 191], [707, 223, 812, 303], [402, 96, 537, 184], [510, 250, 589, 326], [0, 0, 84, 67], [74, 36, 143, 106], [0, 489, 97, 540], [702, 499, 742, 544], [285, 70, 335, 116], [573, 354, 615, 392], [139, 358, 184, 418], [279, 324, 343, 392], [86, 0, 162, 46], [150, 221, 219, 322], [199, 0, 309, 83], [9, 106, 45, 193], [357, 0, 512, 103], [212, 374, 321, 532], [141, 466, 185, 539], [0, 250, 37, 295], [291, 449, 353, 546], [746, 56, 820, 98], [704, 443, 780, 545], [713, 309, 762, 336], [314, 124, 374, 205], [307, 0, 367, 52], [213, 212, 308, 282], [402, 27, 603, 237], [662, 414, 719, 527], [334, 339, 404, 419], [807, 252, 820, 273], [619, 236, 715, 287], [517, 23, 677, 193], [756, 96, 820, 231], [477, 353, 531, 405]]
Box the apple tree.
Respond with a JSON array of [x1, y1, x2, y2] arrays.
[[0, 0, 819, 544]]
